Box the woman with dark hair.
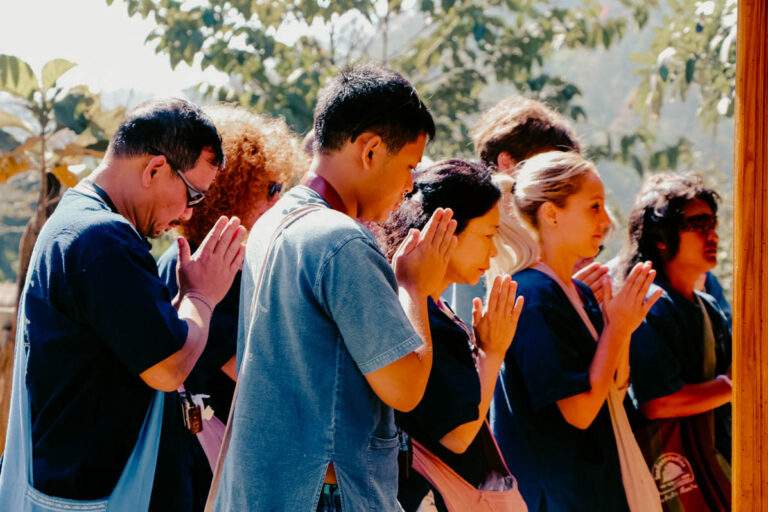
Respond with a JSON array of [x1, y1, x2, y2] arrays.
[[618, 173, 732, 511], [381, 159, 527, 511]]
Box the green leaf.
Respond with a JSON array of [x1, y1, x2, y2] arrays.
[[42, 59, 76, 91], [685, 58, 695, 83], [0, 54, 37, 99]]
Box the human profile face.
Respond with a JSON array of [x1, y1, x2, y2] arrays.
[[444, 204, 501, 286], [548, 169, 612, 259], [146, 149, 219, 237], [667, 198, 719, 274], [364, 134, 427, 221]]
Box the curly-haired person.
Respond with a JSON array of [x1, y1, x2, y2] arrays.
[[153, 105, 307, 512]]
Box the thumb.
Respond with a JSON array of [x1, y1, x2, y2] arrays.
[[602, 275, 612, 304], [178, 236, 191, 267], [472, 297, 483, 327], [399, 229, 420, 256]]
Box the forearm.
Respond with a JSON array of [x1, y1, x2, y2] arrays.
[[141, 295, 212, 391], [557, 324, 629, 428], [641, 378, 732, 419], [440, 350, 504, 453], [396, 285, 433, 395]]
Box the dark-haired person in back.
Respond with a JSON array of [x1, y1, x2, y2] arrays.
[[0, 99, 246, 510], [619, 173, 732, 510], [210, 66, 457, 511], [381, 160, 527, 512]]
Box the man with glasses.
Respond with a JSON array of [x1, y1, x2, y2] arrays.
[[0, 99, 247, 508], [617, 173, 732, 510]]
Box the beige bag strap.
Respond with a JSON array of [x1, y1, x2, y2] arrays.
[[205, 204, 323, 511], [533, 262, 663, 512]]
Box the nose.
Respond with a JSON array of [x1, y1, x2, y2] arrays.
[[489, 240, 498, 259]]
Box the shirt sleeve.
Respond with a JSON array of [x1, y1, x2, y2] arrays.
[[75, 243, 188, 375], [400, 316, 481, 441], [510, 302, 592, 410], [317, 235, 422, 374], [629, 305, 686, 404]]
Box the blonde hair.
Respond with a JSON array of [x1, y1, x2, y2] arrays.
[[489, 151, 598, 279]]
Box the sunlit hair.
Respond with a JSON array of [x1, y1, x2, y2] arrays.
[[179, 105, 307, 246], [489, 151, 598, 279], [617, 172, 719, 281], [472, 96, 581, 169]]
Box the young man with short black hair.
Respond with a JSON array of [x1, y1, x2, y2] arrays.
[[211, 65, 456, 511]]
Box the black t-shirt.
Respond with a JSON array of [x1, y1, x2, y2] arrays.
[[629, 280, 732, 461], [398, 298, 507, 508], [150, 243, 238, 511], [22, 182, 187, 499]]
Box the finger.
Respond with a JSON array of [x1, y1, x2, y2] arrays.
[[623, 262, 646, 298], [631, 262, 653, 301], [224, 226, 248, 265], [505, 279, 518, 317], [439, 219, 458, 255], [602, 275, 612, 304], [198, 216, 229, 255], [472, 297, 483, 327], [510, 295, 525, 332], [499, 275, 513, 315], [421, 208, 444, 244], [177, 236, 191, 267], [574, 262, 604, 285], [636, 268, 657, 304], [642, 288, 664, 316], [214, 217, 243, 256], [445, 236, 458, 261], [230, 245, 246, 273], [396, 229, 420, 259], [488, 275, 502, 314]]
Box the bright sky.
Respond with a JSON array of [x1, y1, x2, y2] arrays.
[[0, 0, 227, 101]]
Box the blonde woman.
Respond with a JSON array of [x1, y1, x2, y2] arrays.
[[488, 152, 663, 512]]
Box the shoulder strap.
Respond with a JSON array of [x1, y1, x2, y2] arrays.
[[205, 203, 323, 510]]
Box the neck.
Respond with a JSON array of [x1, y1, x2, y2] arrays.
[[310, 154, 359, 218], [539, 238, 578, 287], [89, 159, 142, 233], [663, 263, 701, 301], [431, 279, 453, 304]]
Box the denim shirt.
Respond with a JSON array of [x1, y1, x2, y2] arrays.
[[213, 186, 421, 511]]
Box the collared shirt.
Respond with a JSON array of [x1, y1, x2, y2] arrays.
[[213, 185, 422, 511], [21, 181, 187, 499]]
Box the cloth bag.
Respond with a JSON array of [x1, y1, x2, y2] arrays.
[[534, 262, 663, 512], [0, 294, 165, 511]]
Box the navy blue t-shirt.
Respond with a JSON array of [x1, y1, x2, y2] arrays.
[[490, 268, 629, 512], [150, 243, 238, 511], [22, 182, 187, 499], [629, 281, 732, 461]]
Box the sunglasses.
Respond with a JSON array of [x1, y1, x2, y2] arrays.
[[174, 168, 206, 207], [680, 213, 718, 234]]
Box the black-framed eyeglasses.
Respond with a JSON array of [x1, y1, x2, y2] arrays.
[[174, 168, 206, 207], [680, 213, 718, 234], [268, 182, 283, 198]]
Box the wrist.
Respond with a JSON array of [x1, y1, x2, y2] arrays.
[[184, 291, 215, 314]]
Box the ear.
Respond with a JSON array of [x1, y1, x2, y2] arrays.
[[656, 241, 668, 253], [496, 151, 516, 172], [357, 133, 384, 172], [140, 155, 168, 189], [539, 201, 559, 228]]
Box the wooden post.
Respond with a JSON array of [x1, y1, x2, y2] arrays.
[[733, 0, 768, 510]]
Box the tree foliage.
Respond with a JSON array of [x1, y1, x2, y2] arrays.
[[109, 0, 659, 158]]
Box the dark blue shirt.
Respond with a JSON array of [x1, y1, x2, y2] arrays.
[[150, 243, 238, 511], [704, 272, 732, 332], [490, 268, 629, 512], [629, 281, 732, 461], [22, 182, 187, 499]]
